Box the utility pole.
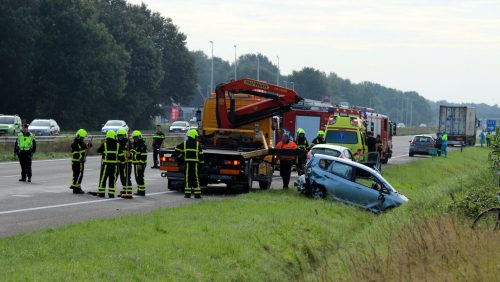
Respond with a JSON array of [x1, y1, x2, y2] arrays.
[[276, 55, 280, 86], [257, 53, 260, 81], [410, 98, 413, 127], [209, 41, 214, 94], [233, 45, 237, 80]]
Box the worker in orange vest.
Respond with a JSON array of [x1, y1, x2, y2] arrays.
[[276, 132, 297, 189]]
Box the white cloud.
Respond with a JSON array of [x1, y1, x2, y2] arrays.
[[128, 0, 500, 105]]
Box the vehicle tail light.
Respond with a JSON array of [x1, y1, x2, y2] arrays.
[[161, 156, 174, 162], [224, 160, 241, 166], [410, 141, 415, 145]]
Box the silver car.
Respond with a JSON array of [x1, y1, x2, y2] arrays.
[[296, 154, 408, 213], [101, 120, 129, 135], [28, 119, 60, 135]]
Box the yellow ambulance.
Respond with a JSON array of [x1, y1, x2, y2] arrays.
[[324, 115, 368, 162]]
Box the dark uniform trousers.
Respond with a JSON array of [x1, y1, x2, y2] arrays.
[[18, 151, 32, 180], [134, 163, 146, 192], [185, 161, 201, 197], [119, 162, 133, 195], [71, 162, 85, 188], [279, 160, 293, 188], [98, 163, 118, 196]]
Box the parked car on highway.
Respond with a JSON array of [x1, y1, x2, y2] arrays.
[[295, 154, 408, 213], [409, 135, 435, 157], [0, 114, 22, 135], [307, 144, 354, 161], [397, 123, 406, 128], [168, 121, 190, 133], [101, 120, 129, 135], [419, 123, 427, 128], [28, 119, 60, 135]]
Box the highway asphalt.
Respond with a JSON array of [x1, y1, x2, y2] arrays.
[[0, 134, 441, 237]]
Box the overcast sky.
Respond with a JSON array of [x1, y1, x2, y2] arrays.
[[129, 0, 500, 105]]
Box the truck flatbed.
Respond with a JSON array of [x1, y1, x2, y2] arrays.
[[203, 148, 269, 159]]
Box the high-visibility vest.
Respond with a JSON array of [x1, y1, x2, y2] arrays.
[[276, 141, 297, 161], [17, 133, 34, 151], [184, 141, 200, 162], [72, 142, 86, 162], [102, 142, 119, 164], [442, 134, 448, 142]]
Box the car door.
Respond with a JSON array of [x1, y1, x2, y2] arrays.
[[324, 161, 357, 204], [351, 167, 386, 211]]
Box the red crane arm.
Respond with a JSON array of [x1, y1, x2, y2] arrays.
[[215, 78, 303, 128]]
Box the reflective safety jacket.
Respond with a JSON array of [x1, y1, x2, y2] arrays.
[[117, 137, 130, 163], [276, 140, 297, 161], [97, 138, 120, 164], [296, 136, 309, 151], [14, 132, 36, 154], [71, 137, 89, 163], [310, 136, 325, 148], [152, 131, 165, 148], [131, 139, 147, 164], [442, 134, 448, 142], [174, 138, 204, 163]]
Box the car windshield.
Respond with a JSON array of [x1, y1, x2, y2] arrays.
[[414, 136, 432, 143], [325, 130, 358, 144], [30, 120, 50, 126], [311, 147, 341, 157], [0, 117, 15, 124], [105, 121, 123, 126], [172, 121, 187, 126]]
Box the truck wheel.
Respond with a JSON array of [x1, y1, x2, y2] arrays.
[[259, 179, 271, 190]]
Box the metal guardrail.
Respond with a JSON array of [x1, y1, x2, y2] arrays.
[[0, 133, 185, 143]]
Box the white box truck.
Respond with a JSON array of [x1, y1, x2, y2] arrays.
[[438, 106, 478, 146]]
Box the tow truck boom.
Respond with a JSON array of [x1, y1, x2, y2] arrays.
[[216, 78, 303, 128]]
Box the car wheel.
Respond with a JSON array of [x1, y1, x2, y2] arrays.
[[311, 184, 326, 199], [409, 152, 414, 157]]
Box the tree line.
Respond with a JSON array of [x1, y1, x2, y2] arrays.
[[0, 0, 196, 130]]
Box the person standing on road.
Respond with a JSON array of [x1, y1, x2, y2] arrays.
[[295, 128, 309, 175], [131, 130, 148, 196], [435, 132, 442, 156], [276, 133, 297, 189], [479, 130, 486, 147], [96, 130, 120, 198], [441, 132, 448, 158], [117, 129, 133, 198], [151, 124, 165, 169], [486, 131, 492, 147], [310, 130, 325, 149], [14, 124, 36, 182], [70, 129, 92, 194], [173, 129, 204, 199]]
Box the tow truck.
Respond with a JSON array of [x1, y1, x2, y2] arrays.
[[159, 78, 302, 192]]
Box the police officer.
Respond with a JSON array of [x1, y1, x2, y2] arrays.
[[174, 129, 204, 199], [310, 130, 326, 148], [14, 124, 36, 182], [295, 128, 309, 175], [151, 124, 165, 169], [117, 129, 133, 198], [97, 130, 120, 198], [131, 130, 148, 196], [70, 129, 92, 194], [276, 132, 297, 189]]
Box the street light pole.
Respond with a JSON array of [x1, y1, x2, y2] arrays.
[[209, 41, 214, 94], [234, 45, 237, 80], [276, 55, 280, 86], [257, 53, 260, 81], [410, 98, 413, 127]]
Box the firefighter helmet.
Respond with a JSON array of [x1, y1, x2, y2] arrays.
[[106, 130, 116, 139]]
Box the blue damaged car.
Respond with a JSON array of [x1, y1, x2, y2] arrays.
[[295, 154, 408, 213]]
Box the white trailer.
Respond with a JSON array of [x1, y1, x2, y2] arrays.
[[438, 106, 477, 146]]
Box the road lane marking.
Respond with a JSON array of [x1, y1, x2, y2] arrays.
[[391, 154, 408, 159], [0, 191, 173, 215], [0, 153, 154, 165], [0, 175, 19, 178], [11, 195, 33, 197]]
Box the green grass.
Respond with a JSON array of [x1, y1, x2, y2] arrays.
[[0, 147, 495, 281]]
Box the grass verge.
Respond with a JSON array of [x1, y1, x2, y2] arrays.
[[0, 147, 496, 280]]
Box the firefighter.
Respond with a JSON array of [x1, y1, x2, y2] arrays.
[[151, 124, 165, 169], [131, 130, 148, 196], [173, 129, 204, 199], [295, 128, 309, 175], [14, 124, 36, 182], [96, 130, 120, 198], [117, 129, 133, 198], [276, 132, 297, 189], [70, 129, 92, 194], [310, 130, 325, 148]]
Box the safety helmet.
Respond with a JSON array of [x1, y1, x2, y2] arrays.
[[106, 130, 116, 139], [117, 129, 127, 136], [132, 130, 142, 138], [76, 129, 87, 138], [297, 128, 305, 134], [187, 129, 199, 139], [317, 130, 325, 136]]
